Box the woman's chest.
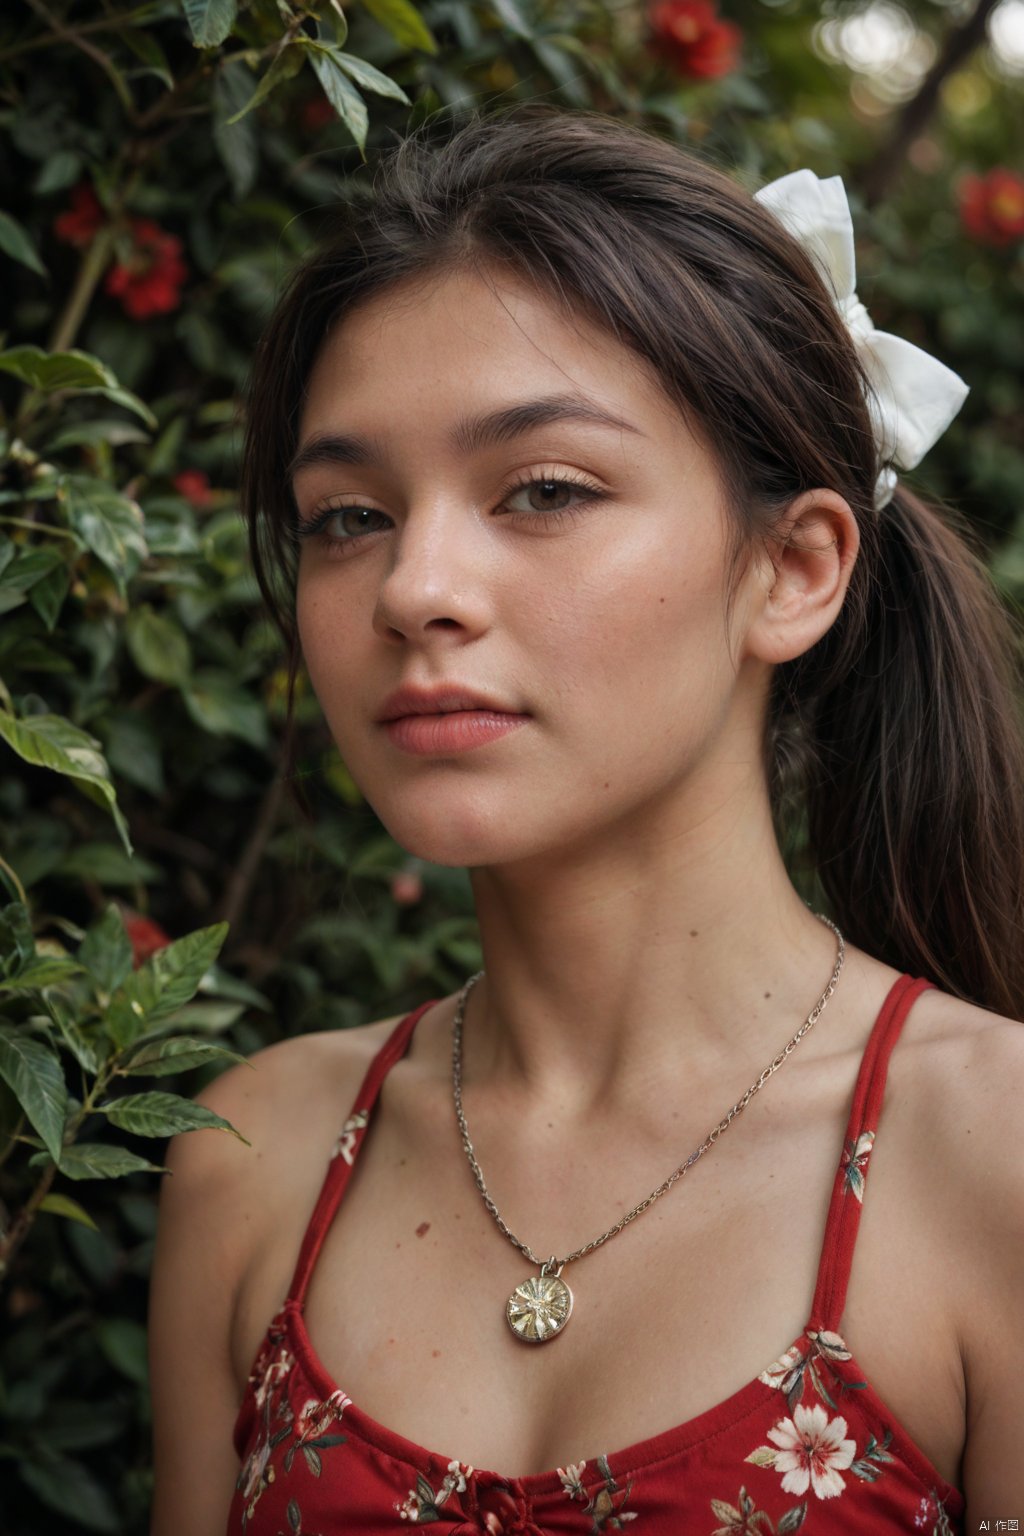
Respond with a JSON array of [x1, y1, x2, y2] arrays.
[[240, 1058, 966, 1498]]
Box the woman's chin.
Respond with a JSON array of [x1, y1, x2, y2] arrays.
[[376, 818, 529, 869], [371, 797, 571, 871]]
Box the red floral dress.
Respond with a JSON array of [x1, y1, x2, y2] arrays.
[[227, 976, 965, 1534]]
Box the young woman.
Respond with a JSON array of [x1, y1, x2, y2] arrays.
[[148, 104, 1024, 1534]]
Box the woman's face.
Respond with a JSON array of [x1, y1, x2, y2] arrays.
[[293, 263, 767, 868]]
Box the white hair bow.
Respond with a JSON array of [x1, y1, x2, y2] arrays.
[[754, 168, 969, 511]]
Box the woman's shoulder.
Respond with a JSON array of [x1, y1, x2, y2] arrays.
[[900, 985, 1024, 1510], [896, 982, 1024, 1206], [152, 1010, 429, 1381], [890, 989, 1024, 1290], [162, 1010, 412, 1194], [155, 1011, 418, 1292]]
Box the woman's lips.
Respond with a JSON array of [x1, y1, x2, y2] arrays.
[[381, 710, 530, 755]]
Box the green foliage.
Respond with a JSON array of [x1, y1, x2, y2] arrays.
[[0, 0, 1021, 1529]]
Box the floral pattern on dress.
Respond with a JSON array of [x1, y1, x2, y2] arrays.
[[839, 1130, 874, 1202], [332, 1109, 369, 1165], [580, 1455, 639, 1530], [914, 1491, 957, 1536], [395, 1459, 474, 1522], [236, 1310, 352, 1534], [746, 1402, 857, 1499], [394, 1450, 638, 1531], [710, 1484, 807, 1534], [758, 1328, 864, 1415]]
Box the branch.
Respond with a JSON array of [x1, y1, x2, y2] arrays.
[[47, 222, 119, 356], [23, 0, 134, 115], [858, 0, 1001, 206], [0, 1159, 57, 1283], [215, 769, 288, 933], [0, 3, 159, 65]]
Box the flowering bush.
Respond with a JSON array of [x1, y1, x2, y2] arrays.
[[647, 0, 741, 80], [54, 184, 189, 318], [104, 220, 189, 319], [959, 168, 1024, 249], [53, 183, 105, 249], [172, 468, 214, 506], [0, 0, 1022, 1531]]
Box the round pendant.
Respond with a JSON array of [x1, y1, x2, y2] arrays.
[[506, 1271, 573, 1343]]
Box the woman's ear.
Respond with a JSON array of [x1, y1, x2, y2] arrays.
[[742, 489, 861, 665]]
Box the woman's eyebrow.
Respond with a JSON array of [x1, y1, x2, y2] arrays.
[[287, 393, 644, 481]]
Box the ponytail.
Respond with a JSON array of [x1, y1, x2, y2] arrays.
[[778, 487, 1024, 1016]]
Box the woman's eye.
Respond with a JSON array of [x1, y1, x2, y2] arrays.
[[499, 475, 602, 519], [296, 504, 391, 551]]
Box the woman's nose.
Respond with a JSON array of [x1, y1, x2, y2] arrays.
[[372, 500, 492, 644]]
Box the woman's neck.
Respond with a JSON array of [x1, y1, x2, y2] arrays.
[[462, 770, 847, 1123]]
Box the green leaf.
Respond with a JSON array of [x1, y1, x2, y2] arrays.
[[147, 999, 246, 1034], [58, 842, 161, 887], [0, 212, 47, 278], [154, 923, 230, 1007], [100, 1090, 247, 1140], [33, 150, 83, 196], [55, 1016, 102, 1075], [80, 903, 134, 996], [49, 418, 151, 451], [101, 710, 165, 796], [121, 28, 174, 88], [330, 50, 410, 103], [488, 0, 532, 38], [226, 43, 305, 124], [360, 0, 437, 52], [0, 902, 35, 974], [0, 954, 84, 991], [106, 922, 229, 1046], [309, 49, 370, 151], [125, 604, 191, 686], [0, 1027, 68, 1162], [0, 545, 65, 594], [39, 1192, 99, 1230], [64, 475, 148, 594], [0, 347, 155, 425], [20, 1456, 120, 1534], [51, 1142, 166, 1179], [182, 671, 268, 747], [0, 709, 131, 855], [213, 57, 260, 196], [123, 1035, 249, 1076], [182, 0, 237, 48], [96, 1318, 149, 1384], [29, 562, 72, 631]]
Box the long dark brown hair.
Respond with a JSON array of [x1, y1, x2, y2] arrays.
[[240, 102, 1024, 1018]]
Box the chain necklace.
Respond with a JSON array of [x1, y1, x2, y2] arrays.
[[452, 912, 845, 1344]]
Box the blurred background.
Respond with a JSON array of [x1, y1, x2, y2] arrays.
[[0, 0, 1021, 1528]]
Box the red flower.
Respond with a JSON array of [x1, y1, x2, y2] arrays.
[[104, 218, 188, 319], [122, 913, 172, 968], [647, 0, 741, 79], [173, 469, 213, 507], [959, 169, 1024, 249], [54, 183, 105, 248]]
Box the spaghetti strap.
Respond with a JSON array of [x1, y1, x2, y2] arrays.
[[809, 973, 933, 1333], [286, 999, 438, 1309]]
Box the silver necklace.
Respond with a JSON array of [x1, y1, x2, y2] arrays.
[[452, 913, 845, 1344]]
